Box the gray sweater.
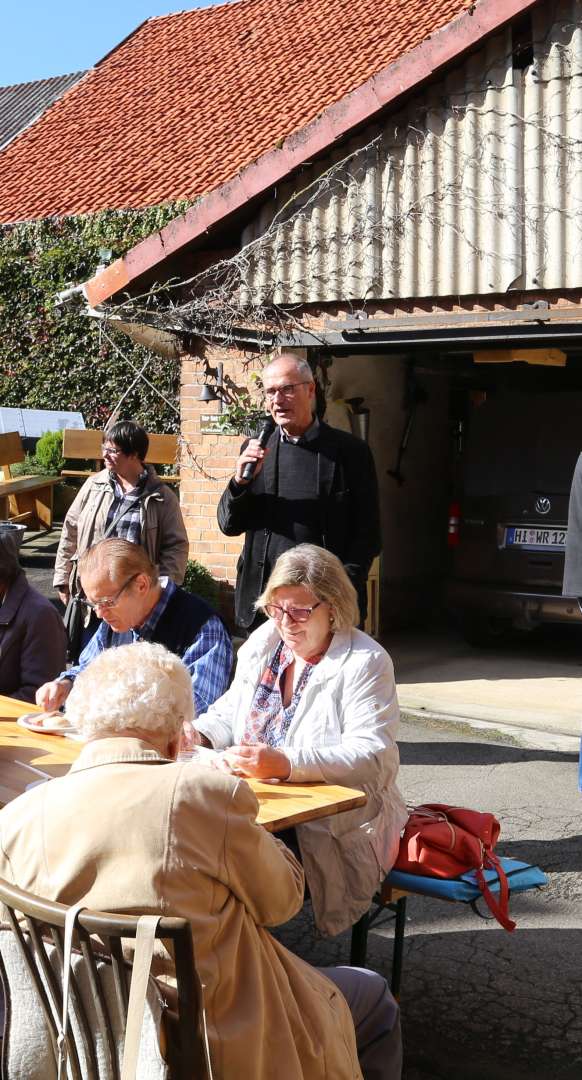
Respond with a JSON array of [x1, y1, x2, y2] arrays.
[[563, 452, 582, 596]]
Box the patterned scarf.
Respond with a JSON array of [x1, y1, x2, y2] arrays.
[[243, 640, 321, 747]]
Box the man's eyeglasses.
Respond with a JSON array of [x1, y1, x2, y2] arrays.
[[102, 444, 122, 458], [85, 573, 139, 612], [264, 382, 311, 400], [264, 602, 322, 623]]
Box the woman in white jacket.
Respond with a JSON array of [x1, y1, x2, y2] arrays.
[[195, 544, 407, 936]]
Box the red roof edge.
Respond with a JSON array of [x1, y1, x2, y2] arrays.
[[85, 0, 538, 308], [93, 18, 152, 70]]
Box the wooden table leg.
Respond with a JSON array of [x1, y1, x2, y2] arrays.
[[34, 484, 54, 529], [350, 910, 370, 967]]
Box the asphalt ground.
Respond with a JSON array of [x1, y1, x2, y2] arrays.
[[17, 526, 62, 602], [390, 623, 582, 749], [274, 716, 582, 1079]]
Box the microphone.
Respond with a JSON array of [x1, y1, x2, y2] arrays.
[[240, 416, 276, 482]]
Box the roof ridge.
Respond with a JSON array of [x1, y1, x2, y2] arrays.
[[0, 72, 86, 93], [94, 18, 152, 69], [147, 0, 253, 21]]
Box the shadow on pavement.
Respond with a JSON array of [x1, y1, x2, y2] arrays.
[[399, 740, 578, 767], [497, 835, 582, 873], [275, 912, 582, 1080]]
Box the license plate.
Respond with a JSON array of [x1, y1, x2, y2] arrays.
[[505, 525, 567, 549]]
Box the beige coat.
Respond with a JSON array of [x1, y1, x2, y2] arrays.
[[198, 622, 408, 935], [53, 467, 189, 589], [0, 738, 362, 1080]]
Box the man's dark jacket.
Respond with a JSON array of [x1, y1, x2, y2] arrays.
[[217, 421, 381, 628]]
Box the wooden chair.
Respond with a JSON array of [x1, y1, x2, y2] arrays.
[[364, 556, 380, 638], [0, 432, 58, 530], [61, 431, 180, 484], [0, 877, 210, 1080]]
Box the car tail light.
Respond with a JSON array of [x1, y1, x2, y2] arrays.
[[448, 501, 461, 547]]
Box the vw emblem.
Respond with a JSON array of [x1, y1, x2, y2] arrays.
[[535, 496, 551, 515]]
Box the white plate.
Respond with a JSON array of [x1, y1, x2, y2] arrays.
[[17, 713, 78, 736]]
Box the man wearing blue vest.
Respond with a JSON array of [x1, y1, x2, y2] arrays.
[[36, 538, 232, 716]]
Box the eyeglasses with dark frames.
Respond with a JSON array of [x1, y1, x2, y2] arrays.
[[264, 602, 322, 623], [263, 382, 311, 400], [85, 573, 140, 612], [102, 444, 123, 458]]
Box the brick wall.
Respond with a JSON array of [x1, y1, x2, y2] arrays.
[[180, 343, 264, 609]]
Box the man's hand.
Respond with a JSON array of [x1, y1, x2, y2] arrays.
[[35, 679, 72, 711], [234, 440, 271, 485], [57, 588, 70, 607], [222, 743, 291, 780]]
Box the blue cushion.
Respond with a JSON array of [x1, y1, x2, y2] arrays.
[[385, 857, 547, 903]]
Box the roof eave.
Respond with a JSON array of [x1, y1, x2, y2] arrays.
[[84, 0, 539, 309]]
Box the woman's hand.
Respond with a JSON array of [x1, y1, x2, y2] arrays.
[[222, 743, 291, 780]]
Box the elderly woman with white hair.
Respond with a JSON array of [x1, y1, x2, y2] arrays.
[[194, 543, 408, 936], [0, 639, 403, 1080]]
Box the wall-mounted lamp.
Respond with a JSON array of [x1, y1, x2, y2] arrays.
[[344, 396, 370, 443], [199, 362, 224, 413]]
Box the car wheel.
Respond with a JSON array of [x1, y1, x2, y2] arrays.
[[459, 616, 512, 648]]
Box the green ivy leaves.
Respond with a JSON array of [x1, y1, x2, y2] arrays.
[[0, 202, 191, 431]]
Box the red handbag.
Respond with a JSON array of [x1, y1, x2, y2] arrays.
[[394, 803, 516, 931]]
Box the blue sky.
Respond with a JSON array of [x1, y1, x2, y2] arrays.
[[1, 1, 223, 85]]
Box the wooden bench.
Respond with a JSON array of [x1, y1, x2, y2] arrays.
[[62, 429, 180, 483], [349, 858, 547, 997], [0, 432, 58, 530]]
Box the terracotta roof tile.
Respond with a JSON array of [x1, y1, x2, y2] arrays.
[[0, 0, 473, 223]]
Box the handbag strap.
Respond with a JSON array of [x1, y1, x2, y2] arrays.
[[475, 851, 516, 932], [57, 902, 88, 1080], [121, 915, 162, 1080], [123, 918, 215, 1080]]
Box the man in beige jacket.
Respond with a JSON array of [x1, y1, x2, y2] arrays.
[[0, 642, 401, 1080]]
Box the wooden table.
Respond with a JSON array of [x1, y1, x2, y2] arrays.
[[0, 695, 366, 830], [254, 779, 365, 832]]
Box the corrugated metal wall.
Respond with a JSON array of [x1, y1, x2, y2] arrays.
[[240, 0, 582, 305], [525, 0, 582, 288]]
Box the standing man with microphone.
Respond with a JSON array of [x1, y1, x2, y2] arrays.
[[217, 353, 381, 632]]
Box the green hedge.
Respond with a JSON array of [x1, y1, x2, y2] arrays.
[[182, 559, 220, 608], [34, 430, 65, 474], [0, 204, 190, 431]]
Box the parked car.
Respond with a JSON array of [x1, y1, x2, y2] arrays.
[[445, 389, 582, 644]]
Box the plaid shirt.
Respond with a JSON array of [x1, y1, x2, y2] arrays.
[[62, 579, 232, 715], [104, 470, 148, 544]]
